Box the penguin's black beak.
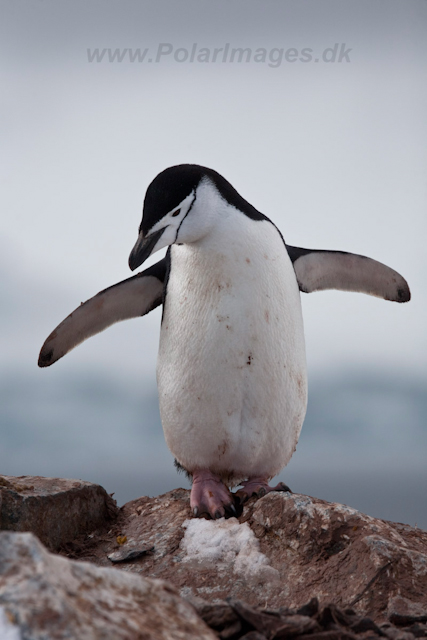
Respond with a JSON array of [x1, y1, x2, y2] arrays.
[[128, 227, 166, 271]]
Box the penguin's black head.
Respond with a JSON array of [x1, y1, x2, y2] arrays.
[[141, 165, 204, 236], [128, 164, 264, 271]]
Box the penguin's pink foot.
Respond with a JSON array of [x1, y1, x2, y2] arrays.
[[190, 469, 237, 519], [235, 477, 291, 505]]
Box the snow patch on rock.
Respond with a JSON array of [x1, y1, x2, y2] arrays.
[[181, 518, 280, 587]]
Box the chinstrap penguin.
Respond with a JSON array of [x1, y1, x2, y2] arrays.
[[38, 164, 411, 519]]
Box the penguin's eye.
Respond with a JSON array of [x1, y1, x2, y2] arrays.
[[171, 209, 181, 217]]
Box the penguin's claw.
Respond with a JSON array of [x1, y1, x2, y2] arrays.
[[277, 481, 292, 493], [190, 469, 235, 520], [237, 491, 248, 505], [235, 477, 292, 504]]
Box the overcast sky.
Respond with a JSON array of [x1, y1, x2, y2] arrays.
[[1, 1, 426, 524], [1, 0, 426, 379]]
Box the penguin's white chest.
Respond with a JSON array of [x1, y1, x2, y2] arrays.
[[157, 213, 307, 485]]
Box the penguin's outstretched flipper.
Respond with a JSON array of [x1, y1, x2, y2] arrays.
[[38, 257, 167, 368], [287, 246, 411, 303]]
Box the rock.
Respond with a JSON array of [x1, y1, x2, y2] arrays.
[[228, 599, 321, 638], [0, 530, 216, 640], [72, 488, 427, 624], [108, 544, 154, 563], [190, 597, 421, 639], [2, 476, 426, 639], [0, 606, 21, 640], [0, 475, 118, 551], [296, 597, 319, 617], [388, 596, 427, 626], [189, 598, 243, 638], [248, 493, 427, 620]]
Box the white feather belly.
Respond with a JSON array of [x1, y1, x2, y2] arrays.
[[157, 214, 307, 485]]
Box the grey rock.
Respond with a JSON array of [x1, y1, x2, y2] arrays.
[[108, 544, 154, 563], [0, 475, 118, 551], [0, 530, 216, 640]]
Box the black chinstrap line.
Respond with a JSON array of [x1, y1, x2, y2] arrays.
[[174, 190, 197, 243]]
